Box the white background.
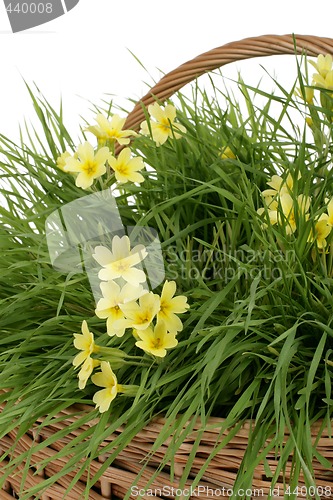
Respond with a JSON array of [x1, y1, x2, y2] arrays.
[[0, 0, 333, 141]]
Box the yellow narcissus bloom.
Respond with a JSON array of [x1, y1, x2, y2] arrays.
[[135, 322, 178, 357], [64, 142, 109, 189], [91, 362, 119, 413], [93, 236, 148, 286], [86, 114, 136, 146], [115, 292, 161, 331], [95, 281, 147, 337], [140, 103, 186, 146], [157, 280, 189, 334], [108, 148, 145, 184], [73, 320, 99, 368], [310, 54, 333, 78]]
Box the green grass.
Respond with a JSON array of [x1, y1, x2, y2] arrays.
[[0, 57, 333, 500]]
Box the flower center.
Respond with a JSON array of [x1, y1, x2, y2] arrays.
[[108, 129, 121, 139], [136, 313, 150, 325], [83, 161, 97, 175], [116, 162, 129, 175], [151, 337, 162, 349], [159, 118, 171, 132], [159, 300, 170, 315], [106, 305, 123, 319], [113, 260, 130, 272]]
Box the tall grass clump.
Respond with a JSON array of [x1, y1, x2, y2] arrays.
[[0, 53, 333, 499]]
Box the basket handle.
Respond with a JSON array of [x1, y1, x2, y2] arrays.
[[124, 33, 333, 132]]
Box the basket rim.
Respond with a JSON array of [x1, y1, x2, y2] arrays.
[[122, 33, 333, 134]]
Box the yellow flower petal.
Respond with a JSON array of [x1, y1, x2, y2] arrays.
[[92, 387, 117, 413], [93, 237, 148, 286], [108, 148, 145, 185], [91, 362, 118, 413], [63, 142, 108, 189], [73, 321, 97, 368], [87, 114, 136, 145], [140, 103, 186, 146], [120, 292, 160, 330], [73, 350, 87, 368], [157, 281, 188, 333], [135, 322, 178, 357]]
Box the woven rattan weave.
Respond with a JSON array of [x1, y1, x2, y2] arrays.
[[1, 401, 333, 499]]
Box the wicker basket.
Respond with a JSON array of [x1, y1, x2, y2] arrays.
[[2, 34, 333, 500], [1, 401, 333, 500]]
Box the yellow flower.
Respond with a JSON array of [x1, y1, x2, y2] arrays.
[[310, 54, 333, 90], [93, 235, 148, 286], [258, 190, 279, 221], [277, 194, 297, 234], [77, 357, 100, 390], [140, 103, 186, 146], [91, 362, 119, 413], [312, 70, 333, 90], [311, 214, 332, 249], [294, 86, 314, 104], [257, 203, 279, 229], [306, 117, 313, 129], [309, 54, 333, 78], [95, 281, 147, 337], [64, 142, 109, 189], [258, 173, 296, 227], [261, 173, 294, 198], [220, 146, 236, 159], [157, 280, 189, 334], [325, 198, 333, 226], [115, 292, 160, 331], [273, 193, 310, 235], [108, 148, 145, 184], [135, 322, 178, 358], [56, 151, 71, 171], [86, 114, 136, 146], [309, 200, 333, 249], [73, 320, 99, 368]]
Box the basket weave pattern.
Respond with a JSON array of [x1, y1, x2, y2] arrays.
[[2, 34, 333, 499], [1, 402, 333, 499]]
